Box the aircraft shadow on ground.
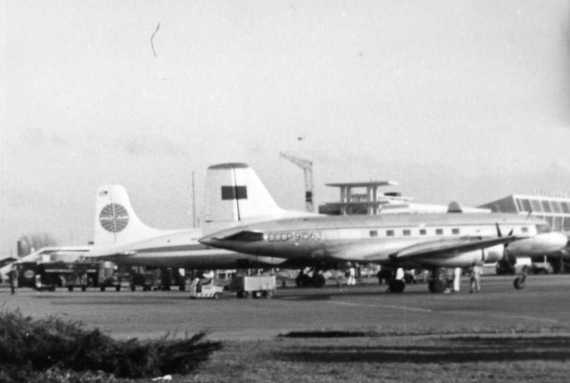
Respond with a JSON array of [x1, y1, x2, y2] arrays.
[[273, 289, 429, 301], [273, 336, 570, 364]]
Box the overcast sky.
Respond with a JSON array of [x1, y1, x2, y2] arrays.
[[2, 0, 570, 257]]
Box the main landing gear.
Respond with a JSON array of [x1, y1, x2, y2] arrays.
[[427, 268, 449, 294], [295, 269, 326, 288], [388, 279, 406, 293]]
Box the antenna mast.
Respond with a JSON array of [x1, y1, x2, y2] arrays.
[[279, 152, 314, 212]]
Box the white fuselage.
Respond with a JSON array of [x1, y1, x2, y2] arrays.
[[88, 229, 288, 269], [200, 213, 568, 269]]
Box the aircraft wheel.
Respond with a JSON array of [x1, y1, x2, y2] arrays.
[[296, 274, 312, 288], [213, 293, 221, 300], [68, 286, 73, 292], [312, 274, 326, 288], [81, 286, 87, 292], [429, 279, 447, 294], [389, 280, 405, 293], [131, 285, 136, 292], [100, 286, 106, 292], [179, 285, 186, 291], [115, 285, 121, 292], [514, 276, 526, 290]]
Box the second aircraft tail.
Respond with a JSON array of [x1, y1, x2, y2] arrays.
[[93, 185, 170, 247]]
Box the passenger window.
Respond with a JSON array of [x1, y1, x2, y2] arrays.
[[403, 229, 411, 236], [419, 229, 427, 235], [386, 230, 394, 237], [521, 227, 528, 233], [435, 229, 443, 235], [452, 228, 460, 235], [370, 230, 378, 237]]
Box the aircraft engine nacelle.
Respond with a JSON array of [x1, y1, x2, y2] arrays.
[[481, 244, 504, 264], [453, 245, 503, 266]]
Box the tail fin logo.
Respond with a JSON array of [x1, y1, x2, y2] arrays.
[[99, 203, 129, 233]]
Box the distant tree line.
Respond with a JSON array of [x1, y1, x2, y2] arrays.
[[17, 233, 58, 256]]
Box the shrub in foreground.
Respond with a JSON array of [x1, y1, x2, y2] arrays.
[[0, 309, 222, 379]]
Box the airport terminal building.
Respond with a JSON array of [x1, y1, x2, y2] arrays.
[[479, 194, 570, 234]]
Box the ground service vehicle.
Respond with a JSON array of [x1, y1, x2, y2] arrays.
[[14, 261, 123, 291], [188, 278, 224, 299], [231, 276, 276, 299]]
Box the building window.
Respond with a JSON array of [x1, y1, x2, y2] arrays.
[[551, 201, 562, 214], [436, 229, 443, 235], [387, 230, 394, 237], [521, 227, 528, 233], [403, 229, 411, 236], [521, 199, 532, 212], [452, 228, 460, 235], [419, 229, 427, 235], [554, 217, 563, 231], [561, 203, 570, 214], [370, 230, 378, 237], [541, 200, 552, 213], [531, 199, 542, 213]]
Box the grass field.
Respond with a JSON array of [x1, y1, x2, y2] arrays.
[[188, 332, 570, 383], [3, 275, 570, 382]]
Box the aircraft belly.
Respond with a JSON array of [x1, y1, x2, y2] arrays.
[[102, 249, 283, 269], [331, 239, 412, 262]]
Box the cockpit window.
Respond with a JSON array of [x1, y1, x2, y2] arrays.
[[535, 223, 551, 234]]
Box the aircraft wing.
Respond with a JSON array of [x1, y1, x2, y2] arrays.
[[387, 236, 519, 261], [326, 236, 520, 263]]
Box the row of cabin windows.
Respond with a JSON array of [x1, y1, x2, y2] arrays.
[[369, 227, 528, 238]]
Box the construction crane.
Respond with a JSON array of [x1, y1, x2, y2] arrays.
[[279, 152, 314, 212]]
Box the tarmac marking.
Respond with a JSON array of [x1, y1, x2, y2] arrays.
[[329, 301, 433, 313], [329, 302, 557, 324], [470, 312, 558, 324]]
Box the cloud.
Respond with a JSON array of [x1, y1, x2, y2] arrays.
[[124, 135, 188, 157]]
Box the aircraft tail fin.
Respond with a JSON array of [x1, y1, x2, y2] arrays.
[[94, 185, 165, 246], [202, 163, 284, 233]]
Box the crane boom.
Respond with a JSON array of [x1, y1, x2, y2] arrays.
[[279, 152, 314, 212]]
